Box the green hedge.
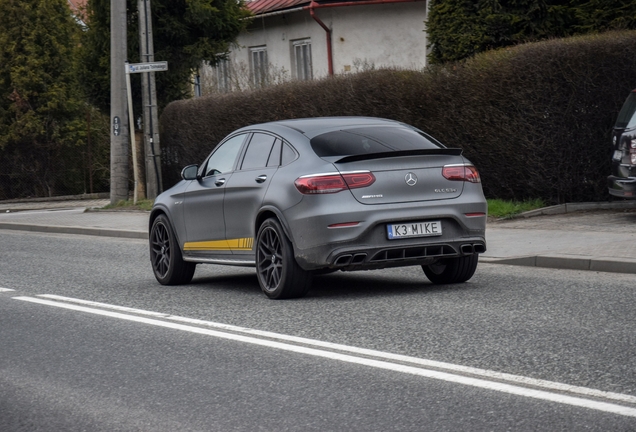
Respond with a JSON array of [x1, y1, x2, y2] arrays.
[[160, 30, 636, 204]]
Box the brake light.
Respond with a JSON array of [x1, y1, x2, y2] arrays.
[[442, 165, 481, 183], [295, 172, 375, 194]]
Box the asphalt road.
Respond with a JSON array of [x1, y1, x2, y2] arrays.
[[1, 230, 636, 431]]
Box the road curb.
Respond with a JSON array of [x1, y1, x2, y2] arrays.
[[481, 255, 636, 274], [0, 222, 148, 240], [513, 201, 636, 219], [0, 193, 110, 204]]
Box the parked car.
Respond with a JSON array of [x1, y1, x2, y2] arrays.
[[149, 117, 487, 299], [608, 89, 636, 198]]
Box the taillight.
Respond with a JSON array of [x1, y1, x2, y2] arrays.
[[295, 171, 375, 194], [342, 172, 376, 188], [631, 140, 636, 165], [442, 165, 481, 183]]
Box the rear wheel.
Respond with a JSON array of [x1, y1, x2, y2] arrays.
[[150, 215, 196, 285], [422, 254, 478, 284], [256, 218, 311, 299]]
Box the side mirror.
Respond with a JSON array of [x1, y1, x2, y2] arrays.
[[181, 164, 199, 181]]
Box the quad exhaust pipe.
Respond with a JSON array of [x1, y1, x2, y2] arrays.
[[334, 243, 484, 267], [333, 253, 367, 267], [461, 243, 486, 254]]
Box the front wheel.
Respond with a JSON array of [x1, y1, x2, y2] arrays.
[[149, 215, 196, 285], [256, 218, 311, 299], [422, 254, 479, 284]]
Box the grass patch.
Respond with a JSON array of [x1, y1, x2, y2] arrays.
[[487, 198, 546, 218], [102, 199, 154, 212]]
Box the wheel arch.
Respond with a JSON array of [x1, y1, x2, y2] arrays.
[[149, 207, 166, 232], [255, 206, 296, 249], [149, 206, 184, 249]]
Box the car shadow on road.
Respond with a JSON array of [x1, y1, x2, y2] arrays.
[[308, 271, 471, 299], [188, 270, 262, 296], [185, 265, 475, 299]]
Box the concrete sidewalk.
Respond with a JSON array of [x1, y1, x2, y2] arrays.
[[0, 199, 147, 239], [484, 208, 636, 274], [1, 198, 635, 275]]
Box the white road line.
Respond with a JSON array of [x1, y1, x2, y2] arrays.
[[36, 294, 636, 407], [0, 288, 15, 292], [13, 295, 636, 418]]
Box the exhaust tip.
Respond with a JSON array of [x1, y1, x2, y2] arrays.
[[351, 253, 367, 264], [334, 254, 353, 266], [460, 244, 474, 254]]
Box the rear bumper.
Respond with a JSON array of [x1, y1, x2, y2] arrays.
[[608, 175, 636, 199], [284, 192, 487, 271]]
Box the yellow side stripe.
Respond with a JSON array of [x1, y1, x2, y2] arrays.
[[184, 238, 254, 251]]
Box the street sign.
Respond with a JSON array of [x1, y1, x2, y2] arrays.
[[126, 61, 168, 74]]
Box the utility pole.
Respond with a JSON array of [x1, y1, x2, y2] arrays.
[[110, 0, 129, 204], [138, 0, 163, 199]]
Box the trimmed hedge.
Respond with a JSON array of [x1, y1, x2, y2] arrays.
[[160, 30, 636, 203]]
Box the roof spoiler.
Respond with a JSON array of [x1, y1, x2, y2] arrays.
[[335, 148, 463, 163]]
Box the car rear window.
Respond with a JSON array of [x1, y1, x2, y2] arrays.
[[310, 126, 443, 157], [615, 91, 636, 129]]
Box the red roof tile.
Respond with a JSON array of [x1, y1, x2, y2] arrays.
[[247, 0, 310, 15], [67, 0, 87, 14]]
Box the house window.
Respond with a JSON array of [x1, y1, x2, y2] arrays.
[[216, 58, 230, 93], [250, 46, 268, 87], [293, 39, 312, 81]]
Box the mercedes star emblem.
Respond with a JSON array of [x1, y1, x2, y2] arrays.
[[405, 172, 418, 186]]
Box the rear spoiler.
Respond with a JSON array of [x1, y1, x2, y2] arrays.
[[335, 148, 463, 163]]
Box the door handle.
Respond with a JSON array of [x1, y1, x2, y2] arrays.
[[215, 178, 226, 187], [255, 175, 267, 183]]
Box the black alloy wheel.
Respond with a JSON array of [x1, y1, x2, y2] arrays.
[[256, 218, 311, 299], [422, 254, 479, 284], [150, 215, 196, 285]]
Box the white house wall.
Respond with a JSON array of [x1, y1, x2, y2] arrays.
[[223, 1, 428, 85], [329, 3, 429, 74], [239, 12, 328, 78]]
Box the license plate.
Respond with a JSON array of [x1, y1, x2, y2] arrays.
[[613, 150, 622, 161], [387, 221, 442, 240]]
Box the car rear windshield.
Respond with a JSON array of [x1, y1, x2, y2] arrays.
[[310, 126, 444, 157], [615, 91, 636, 129]]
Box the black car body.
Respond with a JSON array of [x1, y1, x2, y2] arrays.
[[608, 89, 636, 198]]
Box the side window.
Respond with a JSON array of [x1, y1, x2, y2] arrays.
[[203, 134, 246, 177], [241, 133, 276, 170], [267, 139, 282, 167], [281, 142, 297, 165]]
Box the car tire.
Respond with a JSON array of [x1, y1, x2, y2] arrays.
[[150, 214, 196, 285], [422, 254, 478, 284], [256, 218, 312, 299]]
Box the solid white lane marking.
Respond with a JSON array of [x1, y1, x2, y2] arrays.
[[13, 295, 636, 418], [0, 288, 15, 292], [36, 294, 636, 406]]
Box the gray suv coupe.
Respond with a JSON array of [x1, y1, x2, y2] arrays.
[[149, 117, 487, 299]]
